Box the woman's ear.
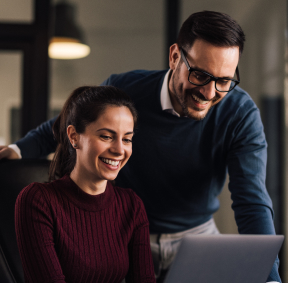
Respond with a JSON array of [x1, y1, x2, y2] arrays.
[[67, 125, 79, 149]]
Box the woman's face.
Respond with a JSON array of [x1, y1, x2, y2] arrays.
[[72, 106, 134, 183]]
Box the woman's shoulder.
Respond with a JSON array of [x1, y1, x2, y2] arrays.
[[113, 185, 139, 200], [16, 179, 63, 206], [112, 185, 146, 211], [15, 182, 50, 212], [113, 186, 149, 230]]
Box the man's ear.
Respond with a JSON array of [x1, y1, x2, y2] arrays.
[[67, 125, 79, 148], [169, 43, 181, 70]]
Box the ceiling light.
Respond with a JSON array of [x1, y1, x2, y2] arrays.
[[49, 2, 90, 60]]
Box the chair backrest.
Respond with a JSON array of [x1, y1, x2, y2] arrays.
[[0, 159, 50, 283]]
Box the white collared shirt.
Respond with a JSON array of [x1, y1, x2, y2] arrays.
[[160, 69, 181, 117]]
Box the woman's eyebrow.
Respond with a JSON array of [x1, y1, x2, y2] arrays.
[[97, 128, 134, 135], [97, 128, 116, 134], [125, 131, 134, 135]]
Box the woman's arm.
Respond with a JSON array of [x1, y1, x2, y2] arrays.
[[15, 183, 66, 283], [125, 195, 156, 283]]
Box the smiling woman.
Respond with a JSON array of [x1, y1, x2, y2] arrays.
[[68, 106, 134, 195], [15, 86, 156, 283]]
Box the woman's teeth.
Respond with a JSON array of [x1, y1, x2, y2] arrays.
[[192, 94, 208, 105], [101, 158, 120, 166]]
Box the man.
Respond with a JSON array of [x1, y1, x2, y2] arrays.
[[0, 11, 281, 282]]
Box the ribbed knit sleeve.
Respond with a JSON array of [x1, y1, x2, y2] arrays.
[[125, 194, 155, 283], [15, 183, 66, 283]]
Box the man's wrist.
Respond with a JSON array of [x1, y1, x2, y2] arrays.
[[8, 144, 22, 159]]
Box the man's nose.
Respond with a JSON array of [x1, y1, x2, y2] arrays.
[[200, 81, 216, 101]]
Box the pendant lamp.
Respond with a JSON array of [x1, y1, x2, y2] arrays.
[[49, 1, 90, 59]]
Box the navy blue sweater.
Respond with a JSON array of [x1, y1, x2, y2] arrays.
[[16, 70, 280, 282]]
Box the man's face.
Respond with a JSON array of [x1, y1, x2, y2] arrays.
[[168, 39, 239, 120]]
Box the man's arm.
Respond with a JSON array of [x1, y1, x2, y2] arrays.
[[16, 116, 58, 158], [0, 145, 21, 159], [0, 73, 115, 161], [227, 100, 281, 282], [0, 116, 58, 160]]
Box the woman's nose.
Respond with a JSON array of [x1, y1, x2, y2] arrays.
[[110, 140, 124, 155]]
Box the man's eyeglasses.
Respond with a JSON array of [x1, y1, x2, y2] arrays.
[[180, 49, 240, 92]]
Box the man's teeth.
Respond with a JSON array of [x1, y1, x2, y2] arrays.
[[192, 94, 208, 105], [101, 158, 120, 166]]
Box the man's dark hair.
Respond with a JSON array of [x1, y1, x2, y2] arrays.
[[177, 11, 245, 54]]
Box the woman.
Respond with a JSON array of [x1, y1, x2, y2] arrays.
[[15, 86, 156, 283]]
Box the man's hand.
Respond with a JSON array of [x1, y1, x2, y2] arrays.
[[0, 146, 20, 159]]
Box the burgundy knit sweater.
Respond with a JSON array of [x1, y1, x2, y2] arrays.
[[15, 175, 155, 283]]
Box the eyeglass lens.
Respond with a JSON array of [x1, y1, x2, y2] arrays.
[[189, 70, 236, 92]]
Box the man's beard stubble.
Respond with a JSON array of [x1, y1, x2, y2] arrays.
[[171, 64, 220, 121]]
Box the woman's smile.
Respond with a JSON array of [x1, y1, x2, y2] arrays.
[[100, 157, 122, 170]]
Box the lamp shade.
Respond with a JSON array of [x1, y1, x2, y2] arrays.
[[49, 2, 90, 59]]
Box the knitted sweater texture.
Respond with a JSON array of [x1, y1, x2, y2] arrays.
[[15, 175, 155, 283]]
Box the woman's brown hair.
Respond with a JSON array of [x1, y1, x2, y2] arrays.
[[49, 85, 137, 181]]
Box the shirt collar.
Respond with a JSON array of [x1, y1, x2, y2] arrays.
[[160, 69, 181, 117]]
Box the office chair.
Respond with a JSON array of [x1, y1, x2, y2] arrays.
[[0, 159, 50, 283]]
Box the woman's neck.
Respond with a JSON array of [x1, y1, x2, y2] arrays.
[[69, 168, 107, 196]]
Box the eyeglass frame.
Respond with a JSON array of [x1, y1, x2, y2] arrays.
[[180, 48, 240, 92]]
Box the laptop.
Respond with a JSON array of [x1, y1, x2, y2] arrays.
[[164, 234, 284, 283]]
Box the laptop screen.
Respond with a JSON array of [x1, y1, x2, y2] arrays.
[[165, 234, 284, 283]]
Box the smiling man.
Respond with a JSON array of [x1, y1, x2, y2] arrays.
[[169, 40, 239, 120], [0, 11, 281, 283]]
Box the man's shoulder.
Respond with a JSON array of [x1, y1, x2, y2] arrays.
[[101, 69, 167, 102], [209, 86, 261, 128], [106, 69, 166, 83], [217, 86, 258, 115], [102, 70, 166, 90], [225, 86, 255, 106]]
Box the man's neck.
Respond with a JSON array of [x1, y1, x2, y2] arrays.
[[168, 72, 184, 116]]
